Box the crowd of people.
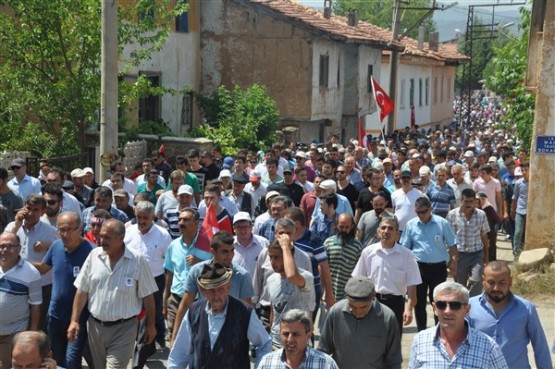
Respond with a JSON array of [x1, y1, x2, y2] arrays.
[[0, 103, 553, 369]]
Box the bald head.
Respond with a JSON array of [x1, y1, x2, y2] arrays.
[[12, 331, 51, 367]]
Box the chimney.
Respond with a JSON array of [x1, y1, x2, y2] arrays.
[[429, 31, 439, 52], [323, 0, 332, 19], [347, 11, 358, 27], [418, 26, 425, 50]]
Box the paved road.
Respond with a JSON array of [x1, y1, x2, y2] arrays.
[[84, 236, 554, 368]]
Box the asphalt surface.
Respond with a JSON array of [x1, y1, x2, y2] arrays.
[[83, 236, 554, 368]]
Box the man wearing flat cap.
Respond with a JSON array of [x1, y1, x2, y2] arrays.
[[168, 262, 272, 369], [319, 276, 402, 369]]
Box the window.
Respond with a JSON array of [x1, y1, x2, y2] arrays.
[[367, 65, 374, 93], [418, 78, 423, 107], [433, 77, 438, 104], [139, 73, 161, 122], [409, 78, 415, 107], [400, 78, 406, 109], [319, 54, 329, 88], [175, 0, 189, 33], [425, 78, 429, 106], [337, 57, 341, 87], [440, 76, 444, 103]]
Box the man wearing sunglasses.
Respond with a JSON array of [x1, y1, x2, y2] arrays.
[[409, 281, 508, 369]]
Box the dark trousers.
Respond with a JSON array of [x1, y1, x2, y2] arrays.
[[40, 284, 52, 331], [415, 262, 448, 332], [133, 273, 166, 369], [48, 316, 90, 369], [376, 294, 405, 337]]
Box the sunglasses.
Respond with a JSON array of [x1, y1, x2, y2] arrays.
[[435, 301, 466, 310], [46, 200, 59, 205], [415, 208, 430, 215], [335, 170, 346, 174]]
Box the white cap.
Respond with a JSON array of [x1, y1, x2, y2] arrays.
[[419, 166, 431, 176], [319, 179, 337, 191], [514, 167, 523, 176], [177, 184, 194, 195], [464, 150, 475, 158], [219, 169, 232, 179], [488, 156, 497, 163], [83, 167, 94, 175], [70, 168, 86, 178], [233, 211, 252, 225]]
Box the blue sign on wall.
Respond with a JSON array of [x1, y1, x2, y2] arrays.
[[536, 136, 555, 154]]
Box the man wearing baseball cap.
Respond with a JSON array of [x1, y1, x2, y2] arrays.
[[319, 276, 402, 368], [168, 262, 271, 368], [7, 158, 42, 202]]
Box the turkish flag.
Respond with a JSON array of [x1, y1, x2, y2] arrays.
[[358, 117, 368, 149], [202, 202, 232, 240], [371, 76, 394, 122]]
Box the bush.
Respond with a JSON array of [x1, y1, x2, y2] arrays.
[[190, 84, 280, 155]]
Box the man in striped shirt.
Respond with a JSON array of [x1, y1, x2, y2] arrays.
[[324, 214, 363, 301]]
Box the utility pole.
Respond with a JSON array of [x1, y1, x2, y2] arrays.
[[99, 0, 119, 182], [387, 0, 402, 135]]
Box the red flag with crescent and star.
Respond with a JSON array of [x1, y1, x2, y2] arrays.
[[371, 76, 394, 122]]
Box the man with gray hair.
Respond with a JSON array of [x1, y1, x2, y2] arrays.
[[68, 219, 158, 369], [319, 276, 402, 369], [311, 179, 353, 222], [408, 281, 508, 369], [257, 309, 338, 369], [447, 164, 472, 208], [124, 201, 171, 354]]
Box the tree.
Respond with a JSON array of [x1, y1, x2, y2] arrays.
[[484, 7, 534, 150], [190, 84, 280, 155], [333, 0, 436, 40], [0, 0, 185, 157]]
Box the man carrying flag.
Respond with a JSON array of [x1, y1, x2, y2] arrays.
[[201, 183, 233, 237]]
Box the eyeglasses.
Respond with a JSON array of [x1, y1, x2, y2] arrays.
[[415, 208, 430, 215], [435, 301, 466, 310], [10, 166, 22, 171], [58, 227, 79, 234], [0, 244, 20, 250], [46, 200, 59, 205]]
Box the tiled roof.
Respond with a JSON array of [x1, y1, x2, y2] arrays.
[[401, 37, 469, 63], [240, 0, 404, 50]]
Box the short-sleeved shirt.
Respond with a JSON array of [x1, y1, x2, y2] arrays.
[[124, 223, 172, 277], [447, 207, 490, 253], [5, 221, 60, 287], [357, 210, 381, 247], [352, 242, 422, 296], [155, 191, 178, 216], [426, 183, 456, 214], [233, 234, 269, 278], [400, 215, 457, 263], [391, 188, 423, 231], [137, 183, 165, 205], [294, 230, 328, 294], [184, 260, 254, 300], [74, 247, 158, 321], [473, 177, 502, 212], [0, 258, 42, 334], [164, 234, 212, 297], [266, 268, 315, 346], [324, 235, 364, 300], [43, 239, 95, 320]]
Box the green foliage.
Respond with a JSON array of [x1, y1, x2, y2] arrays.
[[333, 0, 436, 39], [484, 7, 534, 150], [191, 85, 280, 155], [0, 0, 186, 157]]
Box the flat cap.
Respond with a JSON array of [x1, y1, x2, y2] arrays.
[[345, 276, 375, 302]]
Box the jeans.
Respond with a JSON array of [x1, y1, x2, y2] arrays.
[[513, 213, 526, 256], [48, 316, 88, 369]]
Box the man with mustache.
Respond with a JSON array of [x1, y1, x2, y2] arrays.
[[356, 191, 391, 247], [324, 214, 363, 301], [467, 261, 552, 369]]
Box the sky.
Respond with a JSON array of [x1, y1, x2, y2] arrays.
[[298, 0, 529, 41]]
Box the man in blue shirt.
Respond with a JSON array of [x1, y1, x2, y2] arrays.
[[168, 262, 271, 369], [467, 261, 552, 369], [32, 212, 95, 369], [401, 196, 457, 332]]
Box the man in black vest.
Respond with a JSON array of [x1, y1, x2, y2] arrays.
[[167, 262, 271, 369]]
